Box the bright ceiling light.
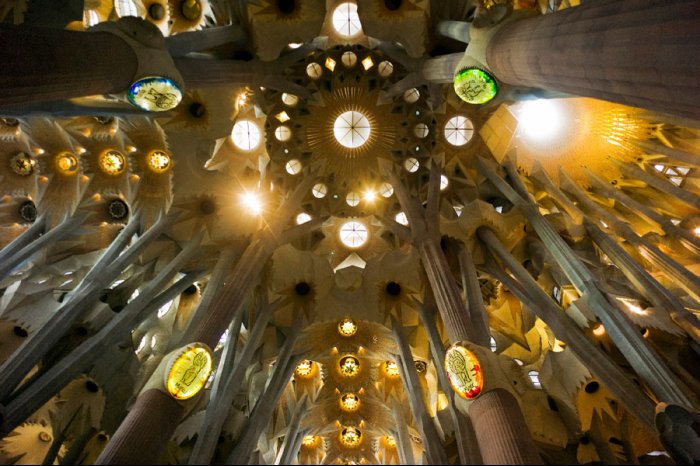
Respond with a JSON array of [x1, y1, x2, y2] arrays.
[[333, 2, 362, 37], [241, 191, 263, 215], [231, 120, 261, 151], [334, 111, 371, 149], [517, 99, 564, 142], [363, 190, 377, 202]]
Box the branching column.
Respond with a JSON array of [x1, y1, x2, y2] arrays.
[[477, 157, 696, 409], [485, 0, 700, 120]]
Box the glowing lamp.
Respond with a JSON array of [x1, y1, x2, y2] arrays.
[[147, 150, 171, 174], [337, 317, 357, 337], [56, 153, 80, 175], [384, 361, 400, 378], [99, 150, 126, 175], [295, 360, 314, 378]]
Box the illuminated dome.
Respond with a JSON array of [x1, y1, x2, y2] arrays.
[[295, 360, 314, 378], [98, 150, 126, 175], [384, 361, 400, 378]]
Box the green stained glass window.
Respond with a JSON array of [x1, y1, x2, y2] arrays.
[[454, 68, 498, 105]]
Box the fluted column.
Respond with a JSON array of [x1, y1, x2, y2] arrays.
[[392, 316, 448, 465], [0, 25, 137, 107], [559, 172, 700, 303], [634, 140, 700, 169], [97, 390, 184, 465], [613, 160, 700, 210], [469, 388, 542, 465], [485, 0, 700, 120]]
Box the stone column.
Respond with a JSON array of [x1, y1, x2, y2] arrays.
[[634, 140, 700, 169], [392, 316, 448, 465], [436, 21, 471, 43], [485, 0, 700, 120], [457, 243, 492, 347], [469, 388, 542, 465], [478, 226, 658, 431], [3, 241, 202, 434], [226, 323, 303, 465], [613, 160, 700, 210], [0, 24, 137, 107], [477, 157, 696, 409]]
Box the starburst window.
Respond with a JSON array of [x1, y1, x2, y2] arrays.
[[231, 120, 261, 151], [334, 111, 371, 149], [339, 221, 368, 248], [444, 116, 474, 146], [333, 3, 362, 37]]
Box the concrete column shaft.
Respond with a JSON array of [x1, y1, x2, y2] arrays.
[[486, 0, 700, 120]]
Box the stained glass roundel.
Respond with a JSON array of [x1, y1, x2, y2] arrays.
[[445, 343, 484, 399], [165, 344, 213, 400], [128, 77, 183, 112], [453, 68, 498, 105]]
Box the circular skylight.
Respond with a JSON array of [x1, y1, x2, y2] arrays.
[[342, 51, 358, 68], [404, 157, 420, 173], [231, 120, 261, 151], [286, 159, 302, 175], [517, 99, 565, 142], [414, 123, 429, 139], [403, 88, 420, 103], [275, 126, 292, 142], [378, 61, 394, 77], [440, 175, 449, 191], [346, 192, 361, 207], [281, 93, 299, 106], [296, 213, 312, 225], [340, 221, 368, 248], [379, 182, 394, 198], [334, 111, 371, 149], [333, 3, 362, 37], [444, 116, 474, 146], [312, 183, 328, 198], [306, 63, 323, 79]]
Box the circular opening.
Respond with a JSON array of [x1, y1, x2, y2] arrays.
[[282, 93, 299, 106], [517, 99, 566, 144], [404, 157, 420, 173], [107, 199, 129, 220], [286, 159, 302, 175], [99, 150, 126, 175], [306, 63, 323, 79], [342, 51, 357, 68], [85, 380, 100, 393], [295, 282, 311, 296], [346, 192, 361, 207], [181, 0, 202, 20], [378, 61, 394, 77], [312, 183, 328, 199], [339, 221, 368, 249], [189, 102, 206, 118], [199, 199, 217, 215], [148, 3, 165, 20], [414, 360, 427, 373], [333, 3, 362, 37], [584, 381, 600, 394], [334, 111, 371, 149], [10, 152, 35, 176], [183, 284, 199, 295], [339, 356, 360, 377], [580, 434, 590, 445], [296, 213, 312, 225], [275, 125, 292, 142], [277, 0, 295, 14], [403, 88, 420, 103], [19, 201, 37, 223], [231, 120, 261, 151], [147, 150, 171, 173], [379, 182, 394, 198], [384, 0, 402, 10], [386, 282, 401, 296], [414, 123, 429, 139], [13, 326, 28, 338], [56, 153, 80, 175], [444, 115, 474, 146]]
